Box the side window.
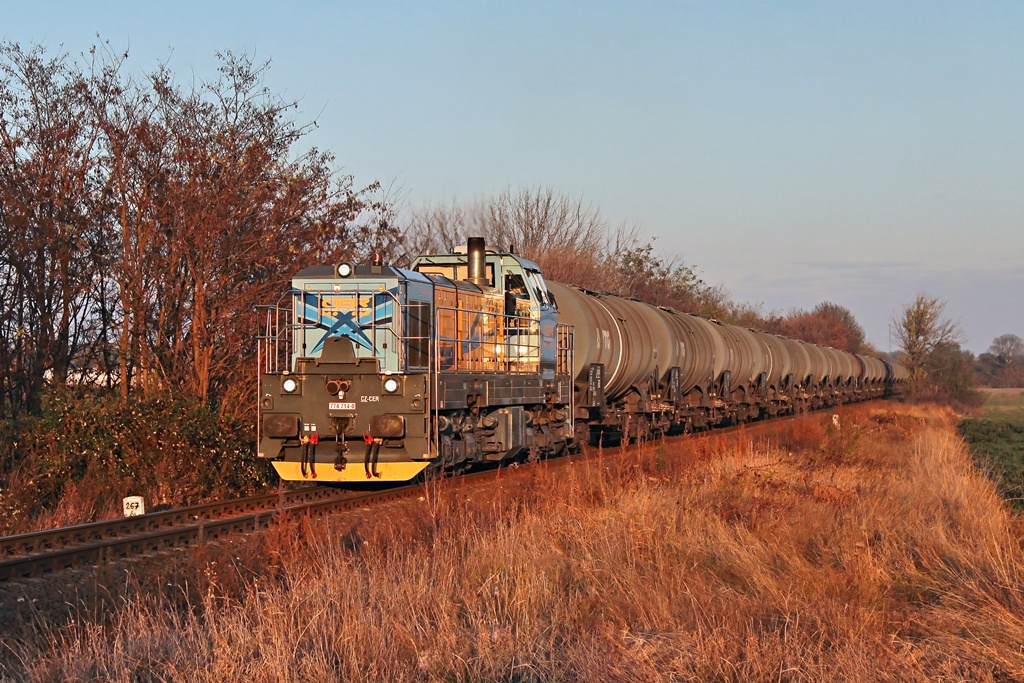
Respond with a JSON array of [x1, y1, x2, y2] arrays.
[[526, 270, 549, 306], [504, 273, 528, 297], [405, 301, 432, 370], [504, 272, 533, 317]]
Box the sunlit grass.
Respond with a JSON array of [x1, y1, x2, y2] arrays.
[[8, 404, 1024, 681]]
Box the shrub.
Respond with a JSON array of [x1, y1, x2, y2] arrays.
[[0, 388, 271, 533]]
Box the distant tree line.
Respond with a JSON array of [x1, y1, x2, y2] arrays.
[[975, 334, 1024, 388]]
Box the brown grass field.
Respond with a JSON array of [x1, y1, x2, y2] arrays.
[[977, 387, 1024, 420], [7, 403, 1024, 682]]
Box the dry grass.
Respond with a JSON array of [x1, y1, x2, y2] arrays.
[[7, 404, 1024, 682]]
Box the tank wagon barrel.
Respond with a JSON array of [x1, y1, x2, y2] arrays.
[[659, 311, 722, 404], [750, 330, 791, 393], [548, 280, 906, 442], [256, 238, 908, 482]]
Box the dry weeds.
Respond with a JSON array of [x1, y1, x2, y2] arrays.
[[7, 404, 1024, 682]]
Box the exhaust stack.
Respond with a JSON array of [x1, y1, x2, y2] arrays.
[[466, 237, 487, 286]]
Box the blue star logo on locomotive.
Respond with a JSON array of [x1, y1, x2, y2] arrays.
[[298, 290, 396, 355]]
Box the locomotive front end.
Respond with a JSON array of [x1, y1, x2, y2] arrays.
[[257, 261, 434, 482]]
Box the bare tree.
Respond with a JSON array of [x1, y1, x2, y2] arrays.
[[989, 334, 1024, 366], [893, 294, 963, 395], [480, 187, 611, 259], [403, 186, 630, 284], [133, 51, 390, 410], [0, 43, 113, 414], [0, 42, 396, 418], [398, 200, 467, 264]]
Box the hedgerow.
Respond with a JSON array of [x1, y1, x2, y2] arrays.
[[0, 388, 272, 534]]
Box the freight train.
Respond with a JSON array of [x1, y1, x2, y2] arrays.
[[256, 238, 907, 482]]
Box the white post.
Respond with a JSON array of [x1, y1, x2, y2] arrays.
[[123, 496, 146, 517]]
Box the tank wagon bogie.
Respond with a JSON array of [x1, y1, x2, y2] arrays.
[[257, 239, 906, 483]]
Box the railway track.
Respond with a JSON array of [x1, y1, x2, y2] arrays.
[[0, 483, 413, 581], [0, 402, 876, 584]]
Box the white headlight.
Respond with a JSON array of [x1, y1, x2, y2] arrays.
[[383, 377, 399, 393], [336, 262, 353, 278], [282, 378, 298, 393]]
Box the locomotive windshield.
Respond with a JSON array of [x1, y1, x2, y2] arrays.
[[292, 281, 402, 372], [525, 269, 552, 307]]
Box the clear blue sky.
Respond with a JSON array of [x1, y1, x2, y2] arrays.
[[7, 1, 1023, 353]]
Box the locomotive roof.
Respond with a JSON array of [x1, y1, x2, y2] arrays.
[[293, 265, 431, 283], [291, 264, 500, 297], [415, 249, 543, 273]]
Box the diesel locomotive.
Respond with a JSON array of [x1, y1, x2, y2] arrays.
[[256, 238, 907, 482]]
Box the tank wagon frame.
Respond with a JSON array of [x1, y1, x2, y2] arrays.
[[257, 239, 907, 483]]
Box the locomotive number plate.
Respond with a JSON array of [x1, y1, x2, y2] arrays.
[[329, 402, 356, 411]]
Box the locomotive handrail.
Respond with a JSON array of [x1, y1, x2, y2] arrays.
[[256, 302, 293, 376], [258, 289, 432, 376], [428, 305, 575, 461], [432, 305, 542, 375], [431, 305, 536, 463]]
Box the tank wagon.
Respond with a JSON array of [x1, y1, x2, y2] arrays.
[[549, 283, 902, 443], [257, 239, 906, 482]]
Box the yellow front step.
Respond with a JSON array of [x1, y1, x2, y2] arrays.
[[272, 460, 429, 483]]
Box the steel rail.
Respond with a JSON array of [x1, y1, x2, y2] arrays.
[[0, 482, 432, 581], [0, 400, 880, 582], [0, 485, 348, 561]]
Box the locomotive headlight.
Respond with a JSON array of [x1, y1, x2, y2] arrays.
[[383, 377, 400, 394], [336, 262, 353, 278], [282, 377, 299, 394]]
